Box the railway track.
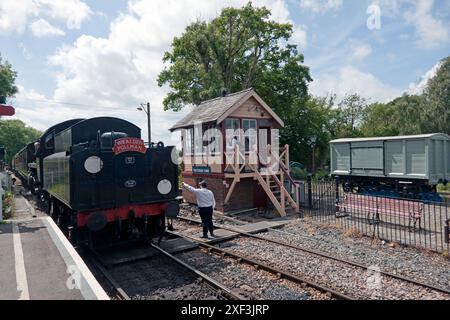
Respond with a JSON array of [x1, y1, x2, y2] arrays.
[[84, 250, 131, 300], [166, 229, 353, 300], [82, 241, 243, 300], [176, 215, 450, 298], [149, 243, 245, 300]]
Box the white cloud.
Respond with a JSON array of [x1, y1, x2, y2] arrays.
[[39, 0, 92, 29], [0, 0, 38, 34], [310, 66, 401, 102], [404, 0, 450, 48], [0, 0, 92, 35], [350, 42, 372, 61], [34, 0, 292, 144], [298, 0, 343, 13], [407, 61, 440, 95], [18, 43, 33, 60], [370, 0, 409, 17], [291, 24, 308, 48], [30, 19, 65, 38]]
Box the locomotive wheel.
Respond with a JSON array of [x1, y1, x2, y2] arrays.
[[50, 198, 60, 222], [157, 214, 166, 245]]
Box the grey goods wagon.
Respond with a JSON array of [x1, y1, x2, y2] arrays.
[[330, 133, 450, 201]]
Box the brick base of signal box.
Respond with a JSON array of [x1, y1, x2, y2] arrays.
[[182, 173, 268, 213]]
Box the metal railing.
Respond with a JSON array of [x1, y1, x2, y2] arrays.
[[299, 177, 450, 253]]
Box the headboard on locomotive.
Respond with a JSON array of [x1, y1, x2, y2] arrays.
[[43, 117, 178, 212]]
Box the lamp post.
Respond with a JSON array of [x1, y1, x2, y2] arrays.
[[309, 135, 317, 175], [137, 102, 151, 145]]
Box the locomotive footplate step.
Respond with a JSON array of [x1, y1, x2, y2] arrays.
[[233, 221, 291, 234], [173, 228, 239, 243], [97, 238, 198, 267], [160, 237, 198, 252], [0, 202, 109, 299]]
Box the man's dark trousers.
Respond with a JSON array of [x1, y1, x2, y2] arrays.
[[199, 206, 214, 236]]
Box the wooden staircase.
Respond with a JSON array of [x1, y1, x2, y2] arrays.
[[224, 144, 300, 217]]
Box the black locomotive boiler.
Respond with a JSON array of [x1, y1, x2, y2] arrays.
[[15, 117, 180, 244]]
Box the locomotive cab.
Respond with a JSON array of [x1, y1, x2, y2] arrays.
[[100, 132, 128, 149]]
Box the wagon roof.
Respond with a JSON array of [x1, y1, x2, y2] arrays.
[[169, 88, 284, 131], [331, 133, 450, 143]]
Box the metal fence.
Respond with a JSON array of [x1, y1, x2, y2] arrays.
[[298, 177, 450, 254]]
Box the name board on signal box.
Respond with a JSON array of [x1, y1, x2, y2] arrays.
[[113, 138, 146, 155]]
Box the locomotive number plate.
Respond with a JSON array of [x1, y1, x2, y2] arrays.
[[125, 157, 135, 164], [125, 180, 137, 188]]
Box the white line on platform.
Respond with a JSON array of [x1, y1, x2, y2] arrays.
[[12, 222, 30, 300], [41, 217, 110, 300]]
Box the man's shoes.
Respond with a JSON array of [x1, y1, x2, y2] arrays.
[[201, 235, 209, 239], [210, 233, 216, 237]]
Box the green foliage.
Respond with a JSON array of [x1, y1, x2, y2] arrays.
[[0, 120, 42, 163], [360, 102, 398, 137], [359, 57, 450, 137], [423, 56, 450, 134], [314, 169, 331, 181], [284, 95, 333, 169], [0, 54, 18, 103], [2, 191, 13, 220], [328, 94, 367, 138], [158, 2, 309, 112], [331, 57, 449, 141], [290, 167, 308, 180], [438, 184, 450, 193]]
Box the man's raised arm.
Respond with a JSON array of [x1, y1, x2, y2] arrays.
[[182, 182, 198, 193]]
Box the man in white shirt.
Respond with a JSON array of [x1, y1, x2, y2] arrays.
[[182, 180, 216, 238]]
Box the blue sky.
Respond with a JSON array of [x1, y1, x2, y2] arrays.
[[0, 0, 449, 144]]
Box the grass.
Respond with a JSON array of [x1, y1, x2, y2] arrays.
[[1, 191, 13, 220], [437, 183, 450, 193]]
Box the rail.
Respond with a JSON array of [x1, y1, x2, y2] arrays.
[[167, 228, 353, 300], [177, 215, 450, 296]]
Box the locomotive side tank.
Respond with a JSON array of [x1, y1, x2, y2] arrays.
[[330, 133, 450, 201], [36, 118, 84, 190]]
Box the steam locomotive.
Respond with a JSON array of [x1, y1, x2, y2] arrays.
[[12, 117, 179, 245]]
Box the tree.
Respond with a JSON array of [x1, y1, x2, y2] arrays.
[[283, 95, 334, 170], [326, 93, 367, 139], [423, 56, 450, 134], [0, 120, 41, 163], [158, 2, 312, 162], [360, 102, 398, 137], [390, 94, 424, 135], [158, 2, 311, 111], [0, 54, 18, 104]]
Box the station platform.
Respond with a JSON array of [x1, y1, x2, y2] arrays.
[[0, 195, 109, 300]]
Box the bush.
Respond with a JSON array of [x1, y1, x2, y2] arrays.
[[2, 191, 13, 220], [314, 170, 331, 181], [291, 167, 308, 180], [438, 184, 450, 192]]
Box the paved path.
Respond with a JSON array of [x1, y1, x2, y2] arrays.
[[0, 194, 109, 300]]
